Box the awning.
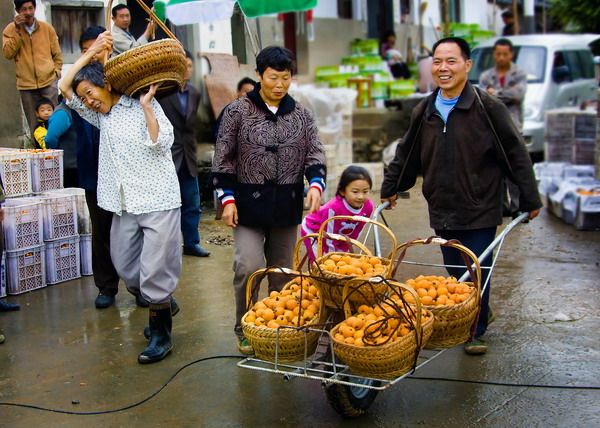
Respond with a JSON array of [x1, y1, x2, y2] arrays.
[[153, 0, 317, 25], [153, 0, 236, 25], [236, 0, 317, 17]]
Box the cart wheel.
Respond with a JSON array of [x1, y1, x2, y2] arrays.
[[324, 378, 380, 418]]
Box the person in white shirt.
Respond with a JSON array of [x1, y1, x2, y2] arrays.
[[110, 3, 154, 57], [59, 31, 181, 365]]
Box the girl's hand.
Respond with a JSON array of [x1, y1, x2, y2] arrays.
[[140, 83, 161, 107], [306, 187, 321, 213]]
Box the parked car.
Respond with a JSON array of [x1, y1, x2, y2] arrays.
[[469, 34, 600, 157]]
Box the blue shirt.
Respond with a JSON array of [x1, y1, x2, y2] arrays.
[[435, 91, 459, 123]]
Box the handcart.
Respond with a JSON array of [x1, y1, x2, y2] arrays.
[[238, 201, 530, 418]]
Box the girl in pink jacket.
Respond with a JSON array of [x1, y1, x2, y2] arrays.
[[301, 165, 374, 262]]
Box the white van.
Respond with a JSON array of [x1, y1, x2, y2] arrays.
[[469, 34, 599, 157]]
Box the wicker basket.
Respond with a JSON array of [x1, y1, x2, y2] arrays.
[[241, 268, 325, 363], [103, 0, 186, 97], [330, 280, 434, 380], [308, 216, 397, 309], [394, 237, 482, 348]]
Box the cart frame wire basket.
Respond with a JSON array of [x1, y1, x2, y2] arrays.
[[103, 0, 187, 97], [393, 236, 482, 348], [329, 278, 434, 379], [309, 215, 397, 309], [241, 267, 326, 363]]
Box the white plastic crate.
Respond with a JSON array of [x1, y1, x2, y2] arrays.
[[80, 233, 93, 276], [53, 188, 91, 234], [2, 197, 44, 250], [38, 191, 78, 240], [0, 151, 32, 197], [31, 149, 64, 192], [45, 235, 81, 284], [1, 253, 6, 298], [6, 244, 46, 295]]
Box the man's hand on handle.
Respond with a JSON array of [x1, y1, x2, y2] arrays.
[[381, 194, 399, 209]]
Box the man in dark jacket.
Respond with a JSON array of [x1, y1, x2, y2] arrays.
[[159, 50, 210, 257], [381, 37, 541, 355]]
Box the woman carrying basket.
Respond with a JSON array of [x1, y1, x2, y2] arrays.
[[59, 32, 182, 364]]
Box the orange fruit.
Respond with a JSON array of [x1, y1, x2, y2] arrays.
[[420, 295, 434, 305], [285, 299, 298, 310], [262, 308, 275, 321]]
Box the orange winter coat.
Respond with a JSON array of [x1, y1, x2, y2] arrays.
[[2, 19, 62, 90]]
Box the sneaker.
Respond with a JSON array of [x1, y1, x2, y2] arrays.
[[464, 339, 487, 355], [237, 336, 254, 356], [94, 293, 115, 309], [0, 332, 5, 344]]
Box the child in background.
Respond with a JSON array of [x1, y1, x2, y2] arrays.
[[301, 165, 375, 262], [32, 97, 54, 149]]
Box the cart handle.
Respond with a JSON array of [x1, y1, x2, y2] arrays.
[[294, 233, 372, 270], [316, 215, 397, 260], [341, 277, 423, 347], [393, 236, 482, 302]]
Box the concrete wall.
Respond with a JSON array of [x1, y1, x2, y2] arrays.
[[0, 2, 29, 148]]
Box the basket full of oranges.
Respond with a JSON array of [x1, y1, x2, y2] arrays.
[[395, 237, 481, 348], [308, 216, 397, 309], [330, 279, 434, 379], [241, 268, 325, 363]]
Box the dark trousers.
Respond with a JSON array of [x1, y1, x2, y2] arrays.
[[435, 227, 497, 338], [177, 163, 202, 248], [64, 168, 79, 188], [85, 190, 120, 296]]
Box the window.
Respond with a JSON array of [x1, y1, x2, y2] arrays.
[[563, 51, 583, 80], [51, 6, 101, 63], [469, 46, 547, 84], [337, 0, 352, 19], [576, 50, 595, 79]]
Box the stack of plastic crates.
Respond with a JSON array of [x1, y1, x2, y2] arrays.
[[0, 150, 33, 197], [30, 149, 64, 192], [39, 190, 81, 284], [51, 188, 92, 276], [2, 197, 46, 294]]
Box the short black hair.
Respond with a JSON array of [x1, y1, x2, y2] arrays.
[[432, 37, 471, 60], [493, 37, 514, 52], [255, 46, 295, 76], [35, 97, 53, 111], [14, 0, 35, 10], [501, 10, 513, 18], [237, 77, 256, 92], [112, 4, 129, 17], [184, 49, 193, 61], [72, 62, 106, 93], [383, 30, 396, 40], [336, 165, 372, 196], [79, 25, 105, 50]]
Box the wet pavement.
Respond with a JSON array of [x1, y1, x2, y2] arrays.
[[1, 183, 599, 427]]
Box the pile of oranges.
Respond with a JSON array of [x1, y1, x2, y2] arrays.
[[403, 275, 474, 306], [244, 277, 321, 329], [317, 254, 387, 277], [333, 298, 431, 347]]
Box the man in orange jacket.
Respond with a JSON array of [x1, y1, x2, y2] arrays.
[[2, 0, 62, 134]]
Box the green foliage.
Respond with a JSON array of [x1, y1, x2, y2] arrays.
[[550, 0, 600, 33]]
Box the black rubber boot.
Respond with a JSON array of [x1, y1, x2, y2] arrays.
[[138, 304, 173, 364], [143, 297, 179, 339]]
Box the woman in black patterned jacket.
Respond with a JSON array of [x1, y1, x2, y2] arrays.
[[212, 46, 326, 355]]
